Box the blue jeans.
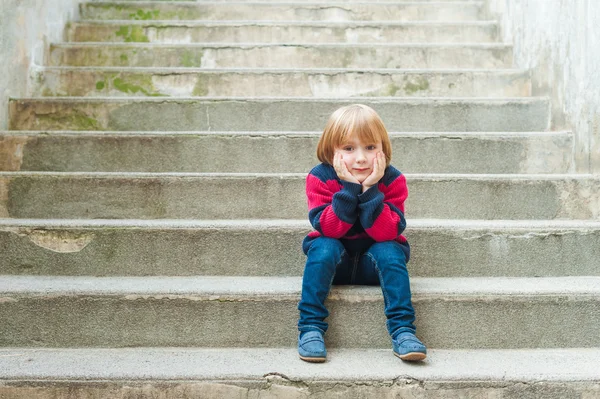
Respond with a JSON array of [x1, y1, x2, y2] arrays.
[[297, 237, 416, 338]]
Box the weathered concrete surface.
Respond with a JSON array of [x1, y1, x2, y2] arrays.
[[0, 0, 80, 130], [8, 97, 550, 132], [1, 348, 600, 399], [68, 20, 499, 44], [48, 43, 514, 69], [3, 380, 600, 399], [0, 131, 572, 174], [2, 172, 599, 220], [1, 275, 600, 349], [1, 219, 600, 277], [80, 2, 485, 22], [36, 68, 531, 98], [488, 0, 600, 173]]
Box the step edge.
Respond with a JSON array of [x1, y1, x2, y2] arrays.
[[2, 275, 600, 297], [2, 347, 599, 383]]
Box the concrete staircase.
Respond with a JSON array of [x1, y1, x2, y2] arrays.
[[1, 0, 600, 397]]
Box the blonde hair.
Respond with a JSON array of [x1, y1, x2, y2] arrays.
[[316, 104, 392, 166]]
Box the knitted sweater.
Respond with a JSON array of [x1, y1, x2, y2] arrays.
[[303, 163, 410, 260]]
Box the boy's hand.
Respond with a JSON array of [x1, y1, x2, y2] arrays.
[[361, 152, 385, 193], [333, 152, 360, 185]]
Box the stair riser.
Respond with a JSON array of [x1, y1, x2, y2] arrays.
[[8, 99, 550, 132], [1, 225, 599, 277], [1, 294, 598, 348], [0, 133, 572, 174], [49, 45, 513, 69], [1, 380, 598, 399], [37, 70, 531, 98], [80, 3, 485, 22], [2, 176, 599, 220], [68, 23, 498, 44]]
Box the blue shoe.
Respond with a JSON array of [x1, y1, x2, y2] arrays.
[[392, 332, 427, 361], [298, 331, 327, 362]]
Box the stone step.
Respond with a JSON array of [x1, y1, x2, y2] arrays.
[[48, 43, 513, 69], [68, 20, 499, 44], [8, 97, 549, 132], [79, 2, 485, 22], [1, 219, 599, 277], [1, 275, 599, 348], [1, 172, 598, 220], [0, 131, 572, 174], [2, 348, 600, 398], [36, 68, 531, 98]]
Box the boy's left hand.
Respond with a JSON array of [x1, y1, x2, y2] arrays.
[[362, 152, 385, 193]]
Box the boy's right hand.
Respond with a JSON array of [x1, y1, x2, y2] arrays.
[[333, 152, 360, 185]]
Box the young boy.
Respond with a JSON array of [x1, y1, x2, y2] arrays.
[[297, 104, 426, 362]]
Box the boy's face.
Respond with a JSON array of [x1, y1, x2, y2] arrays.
[[335, 136, 383, 183]]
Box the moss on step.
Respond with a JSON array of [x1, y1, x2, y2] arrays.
[[129, 9, 160, 20], [192, 76, 209, 96], [404, 77, 430, 94], [112, 75, 165, 97], [385, 84, 400, 97], [37, 112, 103, 131], [115, 25, 150, 43], [181, 50, 203, 67]]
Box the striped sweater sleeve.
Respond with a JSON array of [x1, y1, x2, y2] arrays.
[[306, 165, 362, 238], [357, 167, 408, 242]]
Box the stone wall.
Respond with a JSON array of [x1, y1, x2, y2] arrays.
[[488, 0, 600, 173], [0, 0, 82, 130]]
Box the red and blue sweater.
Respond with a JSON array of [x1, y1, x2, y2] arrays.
[[303, 163, 410, 260]]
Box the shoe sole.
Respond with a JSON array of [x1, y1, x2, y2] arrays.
[[299, 355, 327, 363], [394, 351, 427, 362]]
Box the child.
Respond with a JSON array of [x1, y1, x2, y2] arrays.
[[297, 104, 426, 362]]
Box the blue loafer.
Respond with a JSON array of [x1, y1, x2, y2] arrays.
[[298, 331, 327, 362], [392, 332, 427, 361]]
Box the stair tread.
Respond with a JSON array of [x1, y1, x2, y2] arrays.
[[2, 347, 600, 381], [3, 275, 600, 296], [74, 19, 500, 26], [53, 42, 511, 48], [11, 96, 547, 102], [40, 66, 526, 73]]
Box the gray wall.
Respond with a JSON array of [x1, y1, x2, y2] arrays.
[[0, 0, 82, 130], [489, 0, 600, 173]]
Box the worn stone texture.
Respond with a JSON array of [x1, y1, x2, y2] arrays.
[[2, 220, 600, 277], [35, 69, 531, 98], [67, 21, 500, 44], [79, 2, 485, 22], [48, 43, 514, 69], [0, 135, 27, 171], [2, 381, 600, 399], [1, 275, 600, 348], [3, 173, 600, 220], [8, 98, 550, 132], [488, 0, 600, 173], [0, 132, 572, 174]]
